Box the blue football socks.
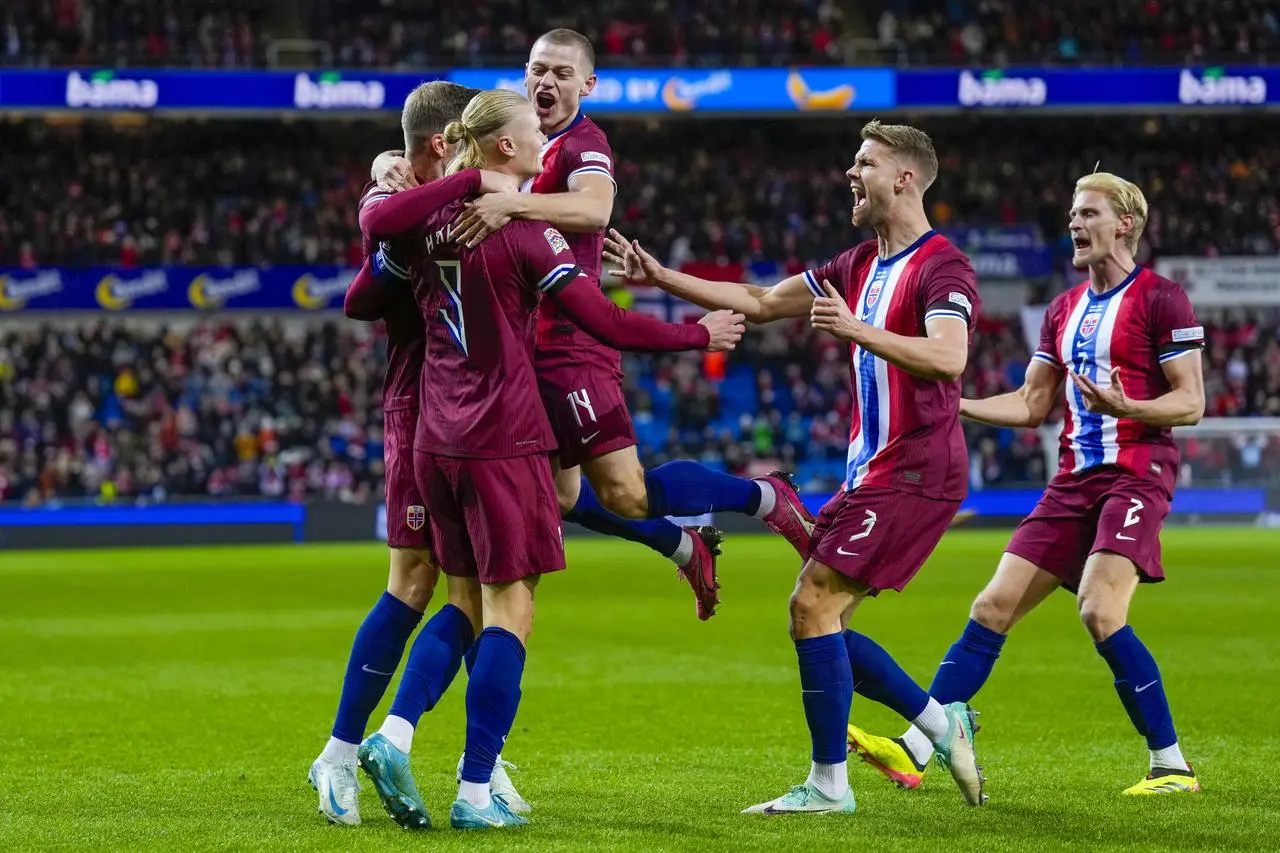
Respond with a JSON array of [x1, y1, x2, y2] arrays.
[[461, 627, 527, 785], [565, 478, 684, 559], [1096, 625, 1178, 750], [643, 460, 762, 518], [796, 633, 854, 764], [929, 618, 1007, 705], [332, 591, 422, 744], [386, 603, 475, 727], [844, 630, 930, 721]]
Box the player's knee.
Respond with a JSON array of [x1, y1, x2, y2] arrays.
[[595, 478, 648, 520], [387, 549, 439, 610], [788, 575, 832, 640], [970, 588, 1017, 634], [1077, 595, 1125, 642], [556, 488, 579, 517]]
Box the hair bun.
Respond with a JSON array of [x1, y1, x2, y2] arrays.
[[442, 120, 472, 146]]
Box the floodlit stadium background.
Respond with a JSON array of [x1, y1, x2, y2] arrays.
[[2, 3, 1279, 850]]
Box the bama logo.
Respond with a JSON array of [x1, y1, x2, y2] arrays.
[[957, 69, 1047, 108], [66, 70, 159, 109], [188, 270, 262, 309], [291, 273, 350, 310], [95, 271, 169, 310], [661, 72, 733, 111], [0, 271, 64, 311], [294, 72, 386, 110], [1178, 67, 1267, 105]]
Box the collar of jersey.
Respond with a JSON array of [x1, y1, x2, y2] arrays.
[[876, 229, 937, 267], [1086, 265, 1141, 301], [546, 111, 586, 141]]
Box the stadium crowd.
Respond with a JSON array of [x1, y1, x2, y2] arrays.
[[3, 0, 845, 68], [3, 115, 1278, 270], [872, 0, 1280, 65], [8, 0, 1277, 68], [3, 305, 1279, 504]]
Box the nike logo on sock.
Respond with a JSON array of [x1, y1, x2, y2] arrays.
[[361, 664, 394, 676], [1135, 680, 1159, 693]]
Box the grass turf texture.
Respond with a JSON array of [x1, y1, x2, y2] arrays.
[[2, 530, 1279, 852]]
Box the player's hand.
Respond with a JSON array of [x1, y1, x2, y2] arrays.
[[1072, 367, 1132, 418], [454, 192, 523, 248], [810, 280, 863, 342], [373, 154, 417, 193], [698, 310, 746, 352], [604, 228, 664, 285]]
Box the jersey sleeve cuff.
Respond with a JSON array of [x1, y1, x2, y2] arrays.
[[1158, 347, 1199, 364], [1032, 350, 1061, 367], [801, 270, 824, 297], [538, 263, 583, 294]]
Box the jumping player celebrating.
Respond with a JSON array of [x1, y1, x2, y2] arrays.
[[361, 88, 741, 830], [606, 120, 987, 814], [374, 30, 815, 621], [847, 172, 1205, 796]]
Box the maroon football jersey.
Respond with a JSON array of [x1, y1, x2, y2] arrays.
[[803, 231, 980, 501], [412, 206, 585, 459], [527, 114, 618, 367], [359, 182, 427, 413], [1033, 267, 1204, 496]]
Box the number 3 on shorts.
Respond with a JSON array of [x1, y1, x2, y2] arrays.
[[436, 260, 468, 355]]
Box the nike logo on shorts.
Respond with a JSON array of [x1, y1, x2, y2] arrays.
[[836, 547, 859, 556], [581, 431, 601, 444], [1115, 532, 1136, 541]]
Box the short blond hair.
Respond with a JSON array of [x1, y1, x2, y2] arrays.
[[401, 81, 481, 157], [1074, 172, 1149, 251], [861, 119, 939, 190], [443, 89, 532, 175]]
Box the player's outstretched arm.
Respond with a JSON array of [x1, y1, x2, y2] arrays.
[[361, 170, 521, 240], [454, 173, 613, 248], [1073, 350, 1204, 427], [962, 360, 1064, 428], [551, 274, 741, 353], [603, 229, 813, 324]]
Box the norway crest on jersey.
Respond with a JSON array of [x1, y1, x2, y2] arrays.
[[406, 505, 426, 531], [864, 274, 887, 313], [1079, 310, 1102, 338]]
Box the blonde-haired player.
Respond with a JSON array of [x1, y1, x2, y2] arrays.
[[847, 172, 1206, 795]]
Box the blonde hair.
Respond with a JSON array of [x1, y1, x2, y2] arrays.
[[861, 119, 939, 190], [443, 89, 531, 175], [1074, 172, 1149, 251], [401, 81, 481, 157]]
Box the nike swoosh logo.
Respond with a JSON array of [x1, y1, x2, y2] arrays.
[[580, 431, 601, 444], [1135, 680, 1158, 693], [836, 547, 859, 556], [327, 783, 347, 816], [1115, 532, 1136, 541], [362, 664, 394, 675]]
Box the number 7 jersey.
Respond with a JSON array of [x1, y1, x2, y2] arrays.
[[1033, 267, 1205, 495], [413, 199, 586, 459]]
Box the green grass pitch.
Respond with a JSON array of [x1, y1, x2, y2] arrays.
[[3, 529, 1280, 851]]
